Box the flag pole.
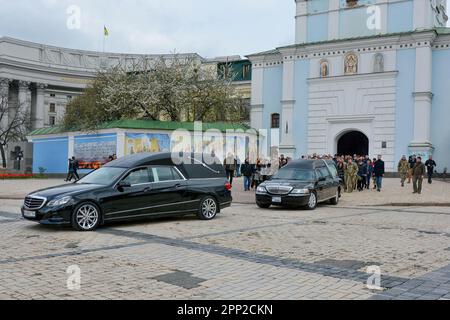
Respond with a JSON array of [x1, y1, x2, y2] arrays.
[[103, 26, 105, 53]]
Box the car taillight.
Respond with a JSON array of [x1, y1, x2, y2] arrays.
[[225, 183, 232, 190]]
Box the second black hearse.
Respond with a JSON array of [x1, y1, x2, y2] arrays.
[[22, 153, 232, 231], [256, 159, 341, 210]]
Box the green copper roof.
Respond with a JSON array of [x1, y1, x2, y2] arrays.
[[436, 27, 450, 35], [28, 119, 251, 136]]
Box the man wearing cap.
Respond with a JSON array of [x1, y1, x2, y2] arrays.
[[412, 157, 426, 195], [397, 155, 410, 187]]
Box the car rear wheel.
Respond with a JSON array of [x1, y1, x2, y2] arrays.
[[330, 189, 339, 205], [197, 196, 218, 220], [256, 201, 271, 209], [71, 202, 101, 231], [305, 192, 317, 210]]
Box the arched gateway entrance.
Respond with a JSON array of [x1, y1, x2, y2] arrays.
[[337, 131, 369, 156]]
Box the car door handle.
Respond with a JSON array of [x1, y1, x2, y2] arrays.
[[174, 184, 182, 189], [143, 187, 152, 193]]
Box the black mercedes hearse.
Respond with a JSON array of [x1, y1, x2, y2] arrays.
[[22, 153, 232, 231], [256, 159, 341, 210]]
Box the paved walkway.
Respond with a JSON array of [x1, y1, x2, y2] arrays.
[[231, 177, 450, 207], [1, 177, 449, 207], [1, 178, 450, 299], [1, 202, 450, 300]]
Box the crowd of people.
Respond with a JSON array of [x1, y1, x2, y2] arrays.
[[399, 154, 437, 195], [224, 153, 283, 191], [333, 155, 385, 193], [224, 152, 439, 195], [66, 151, 438, 196]]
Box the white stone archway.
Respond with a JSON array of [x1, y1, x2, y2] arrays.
[[326, 116, 374, 157]]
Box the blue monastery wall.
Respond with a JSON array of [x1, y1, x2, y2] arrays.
[[394, 48, 416, 162], [262, 66, 283, 147], [432, 48, 450, 171], [293, 59, 310, 158], [304, 0, 415, 43], [32, 133, 117, 174], [387, 0, 414, 33], [32, 137, 69, 174]]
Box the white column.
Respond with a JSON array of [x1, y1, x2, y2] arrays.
[[32, 83, 47, 129], [412, 92, 433, 143], [116, 131, 126, 158], [17, 81, 31, 117], [410, 44, 433, 155], [250, 61, 264, 130], [0, 78, 12, 129], [280, 54, 296, 158], [413, 0, 432, 30], [68, 133, 75, 159], [328, 0, 340, 40], [295, 0, 308, 44]]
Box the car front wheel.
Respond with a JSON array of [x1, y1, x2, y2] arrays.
[[71, 202, 101, 231], [197, 196, 218, 220], [256, 201, 271, 209], [305, 192, 317, 210]]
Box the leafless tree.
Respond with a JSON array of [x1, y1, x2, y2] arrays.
[[0, 93, 31, 168]]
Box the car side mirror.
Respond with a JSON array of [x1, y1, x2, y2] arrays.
[[117, 181, 131, 189]]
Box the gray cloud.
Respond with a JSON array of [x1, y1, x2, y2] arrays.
[[0, 0, 448, 58], [0, 0, 294, 58]]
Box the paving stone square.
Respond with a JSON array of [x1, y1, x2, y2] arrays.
[[0, 179, 449, 300]]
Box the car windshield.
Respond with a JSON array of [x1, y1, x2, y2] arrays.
[[76, 167, 126, 185], [272, 168, 316, 181]]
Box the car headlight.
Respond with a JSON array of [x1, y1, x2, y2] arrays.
[[47, 196, 73, 207], [290, 188, 310, 195], [256, 186, 267, 194]]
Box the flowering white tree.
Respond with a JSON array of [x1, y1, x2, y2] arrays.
[[64, 55, 248, 131]]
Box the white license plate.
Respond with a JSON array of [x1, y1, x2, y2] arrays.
[[23, 210, 36, 218], [272, 197, 282, 203]]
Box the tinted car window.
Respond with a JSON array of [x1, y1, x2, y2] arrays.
[[122, 168, 151, 185], [317, 167, 331, 179], [327, 163, 338, 178], [152, 167, 183, 182], [272, 168, 316, 181]]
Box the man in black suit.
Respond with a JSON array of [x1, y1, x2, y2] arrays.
[[373, 155, 385, 192], [425, 155, 437, 184]]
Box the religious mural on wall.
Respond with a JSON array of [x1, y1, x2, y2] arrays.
[[320, 59, 329, 77], [344, 52, 358, 75], [74, 136, 117, 170], [125, 133, 171, 156]]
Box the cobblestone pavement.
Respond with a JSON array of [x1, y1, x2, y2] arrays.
[[2, 177, 450, 207], [1, 197, 450, 300], [231, 177, 450, 206]]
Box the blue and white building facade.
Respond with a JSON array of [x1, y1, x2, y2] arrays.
[[248, 0, 449, 172]]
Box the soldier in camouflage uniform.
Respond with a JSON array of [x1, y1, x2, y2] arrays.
[[397, 155, 410, 187], [346, 158, 358, 193]]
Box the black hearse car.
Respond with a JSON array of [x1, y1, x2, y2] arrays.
[[256, 159, 341, 210], [22, 153, 232, 231]]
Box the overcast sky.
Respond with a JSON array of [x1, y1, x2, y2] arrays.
[[0, 0, 448, 59]]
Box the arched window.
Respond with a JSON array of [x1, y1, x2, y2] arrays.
[[373, 53, 384, 73], [271, 113, 280, 129]]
